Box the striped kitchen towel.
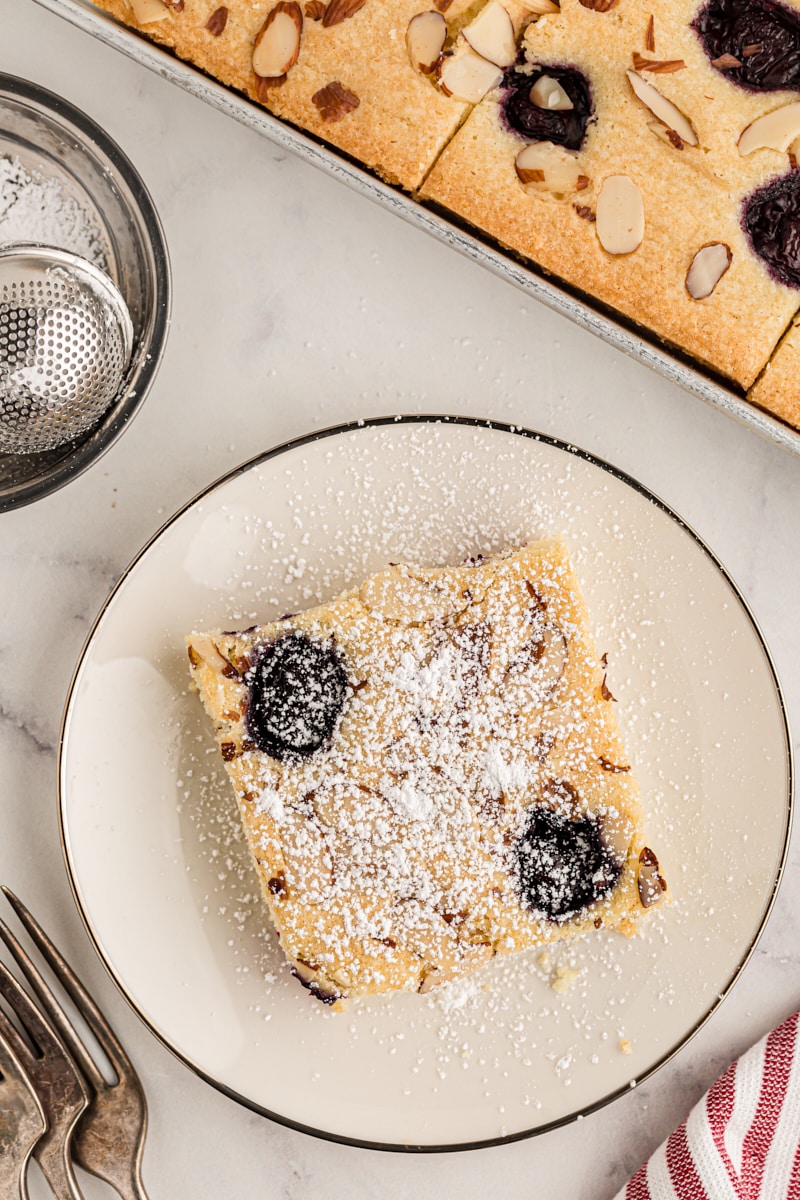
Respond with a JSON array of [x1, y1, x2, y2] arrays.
[[615, 1009, 800, 1200]]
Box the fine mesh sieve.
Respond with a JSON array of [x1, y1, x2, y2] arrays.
[[0, 244, 134, 454]]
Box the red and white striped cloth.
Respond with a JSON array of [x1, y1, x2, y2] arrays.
[[615, 1009, 800, 1200]]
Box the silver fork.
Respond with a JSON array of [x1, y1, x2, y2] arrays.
[[0, 887, 151, 1200], [0, 1033, 46, 1200], [0, 959, 89, 1198]]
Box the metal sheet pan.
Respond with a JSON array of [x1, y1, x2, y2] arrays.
[[30, 0, 800, 459]]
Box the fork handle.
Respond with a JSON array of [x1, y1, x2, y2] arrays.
[[1, 1149, 34, 1200], [38, 1145, 86, 1200], [110, 1176, 150, 1200], [17, 1156, 32, 1200], [90, 1166, 150, 1200]]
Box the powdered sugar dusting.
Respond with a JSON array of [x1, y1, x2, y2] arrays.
[[191, 535, 654, 1007], [0, 155, 107, 269], [253, 785, 285, 822], [153, 420, 783, 1140]]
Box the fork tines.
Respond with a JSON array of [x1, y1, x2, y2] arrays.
[[0, 886, 150, 1200]]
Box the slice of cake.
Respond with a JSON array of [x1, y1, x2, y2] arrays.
[[186, 538, 667, 1008]]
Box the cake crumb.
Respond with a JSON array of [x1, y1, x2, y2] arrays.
[[551, 965, 582, 994]]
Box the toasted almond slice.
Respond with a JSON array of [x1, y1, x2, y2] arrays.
[[685, 242, 732, 299], [638, 847, 667, 909], [321, 0, 366, 26], [631, 52, 686, 74], [288, 958, 342, 1002], [530, 74, 574, 111], [599, 812, 633, 862], [645, 12, 655, 51], [515, 142, 583, 193], [205, 5, 229, 33], [596, 175, 644, 254], [129, 0, 170, 21], [462, 1, 516, 68], [626, 69, 698, 147], [312, 80, 360, 121], [187, 635, 235, 676], [646, 118, 684, 148], [407, 11, 447, 74], [253, 2, 303, 78], [646, 118, 669, 144], [438, 46, 503, 102], [519, 0, 559, 10], [738, 102, 800, 156]]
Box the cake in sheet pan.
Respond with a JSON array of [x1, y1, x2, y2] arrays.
[[93, 0, 533, 190], [94, 0, 800, 422], [186, 539, 667, 1008], [421, 0, 800, 390]]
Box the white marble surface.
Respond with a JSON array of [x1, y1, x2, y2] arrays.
[[2, 2, 800, 1196]]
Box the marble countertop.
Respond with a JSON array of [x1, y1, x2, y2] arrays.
[[3, 2, 799, 1196]]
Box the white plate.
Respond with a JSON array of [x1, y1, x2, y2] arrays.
[[59, 417, 792, 1151]]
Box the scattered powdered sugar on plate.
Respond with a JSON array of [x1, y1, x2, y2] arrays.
[[173, 426, 707, 1091], [96, 418, 785, 1144]]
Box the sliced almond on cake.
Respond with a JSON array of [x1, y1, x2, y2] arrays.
[[407, 11, 447, 75], [515, 142, 584, 193], [187, 634, 235, 676], [626, 69, 698, 147], [738, 102, 800, 156], [519, 0, 560, 10], [596, 175, 644, 254], [631, 53, 686, 74], [462, 1, 516, 68], [685, 243, 732, 299], [128, 0, 170, 21], [637, 848, 667, 908], [322, 0, 366, 27], [205, 5, 228, 33], [312, 81, 360, 121], [253, 2, 303, 78], [529, 74, 574, 111], [438, 46, 503, 103], [646, 119, 685, 149]]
